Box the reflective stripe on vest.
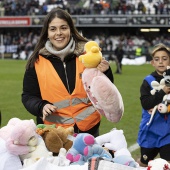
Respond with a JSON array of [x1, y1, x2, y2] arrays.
[[53, 97, 91, 109], [35, 55, 101, 131], [45, 105, 96, 123]]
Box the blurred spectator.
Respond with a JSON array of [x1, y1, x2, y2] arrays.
[[114, 43, 125, 74], [135, 45, 142, 57], [137, 0, 146, 14]]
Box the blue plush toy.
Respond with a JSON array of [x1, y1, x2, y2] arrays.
[[66, 133, 112, 165]]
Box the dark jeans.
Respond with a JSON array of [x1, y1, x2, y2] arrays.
[[74, 122, 100, 137]]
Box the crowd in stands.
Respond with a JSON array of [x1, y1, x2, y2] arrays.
[[1, 29, 170, 61], [0, 0, 170, 61], [0, 0, 170, 16]]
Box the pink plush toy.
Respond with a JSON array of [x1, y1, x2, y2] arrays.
[[0, 118, 38, 156], [7, 119, 38, 156], [79, 41, 124, 123], [82, 68, 124, 123], [0, 117, 22, 141]]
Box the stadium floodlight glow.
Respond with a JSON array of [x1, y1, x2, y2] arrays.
[[149, 28, 160, 32], [140, 28, 149, 32]]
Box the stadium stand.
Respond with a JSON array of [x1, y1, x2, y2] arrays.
[[0, 0, 170, 16], [0, 0, 170, 61]]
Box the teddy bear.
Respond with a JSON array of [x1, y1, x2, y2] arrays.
[[79, 41, 102, 68], [79, 41, 124, 123], [95, 128, 138, 168], [36, 125, 74, 155], [66, 133, 112, 165]]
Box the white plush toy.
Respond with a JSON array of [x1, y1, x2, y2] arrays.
[[95, 128, 138, 168], [147, 158, 170, 170], [95, 128, 131, 157]]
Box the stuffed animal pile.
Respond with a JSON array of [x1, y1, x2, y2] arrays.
[[0, 118, 145, 170], [0, 118, 65, 168], [79, 41, 124, 123]]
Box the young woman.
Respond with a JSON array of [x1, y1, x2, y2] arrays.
[[22, 8, 114, 137]]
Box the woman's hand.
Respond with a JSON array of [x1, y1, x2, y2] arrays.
[[97, 57, 110, 72], [42, 104, 57, 121]]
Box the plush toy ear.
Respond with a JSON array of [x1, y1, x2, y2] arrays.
[[43, 128, 63, 154], [160, 79, 165, 85], [10, 119, 37, 145], [7, 118, 22, 126]]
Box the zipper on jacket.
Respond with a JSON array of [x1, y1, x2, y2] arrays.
[[63, 62, 70, 94]]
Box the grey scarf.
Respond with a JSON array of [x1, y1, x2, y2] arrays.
[[45, 37, 75, 61]]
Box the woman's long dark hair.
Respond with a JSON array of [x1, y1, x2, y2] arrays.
[[26, 8, 88, 69]]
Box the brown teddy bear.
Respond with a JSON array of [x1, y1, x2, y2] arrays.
[[36, 125, 74, 155]]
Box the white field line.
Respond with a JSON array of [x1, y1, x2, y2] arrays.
[[128, 143, 140, 153]]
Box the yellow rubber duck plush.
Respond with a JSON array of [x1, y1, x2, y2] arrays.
[[79, 41, 102, 68]]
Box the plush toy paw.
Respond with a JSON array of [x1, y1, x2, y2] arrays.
[[66, 153, 74, 162], [73, 154, 84, 162]]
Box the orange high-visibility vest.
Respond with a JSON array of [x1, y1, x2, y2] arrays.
[[35, 55, 101, 131]]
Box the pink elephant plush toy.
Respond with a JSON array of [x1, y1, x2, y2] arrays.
[[79, 41, 124, 123], [66, 133, 112, 165]]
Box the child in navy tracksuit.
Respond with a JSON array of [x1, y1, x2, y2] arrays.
[[137, 43, 170, 167]]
